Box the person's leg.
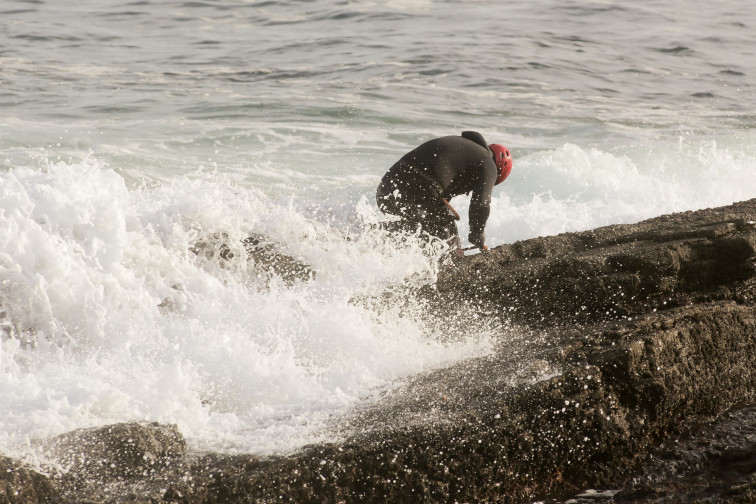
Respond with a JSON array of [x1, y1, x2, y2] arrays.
[[377, 172, 461, 256], [418, 198, 463, 257], [376, 173, 429, 233]]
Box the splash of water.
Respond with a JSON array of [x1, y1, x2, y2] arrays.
[[0, 159, 494, 456]]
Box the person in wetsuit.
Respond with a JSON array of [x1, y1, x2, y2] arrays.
[[376, 131, 512, 254]]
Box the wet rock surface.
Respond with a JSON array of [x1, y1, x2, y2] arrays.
[[42, 422, 186, 499], [189, 232, 315, 286], [4, 199, 756, 503], [0, 455, 59, 504], [613, 405, 756, 503]]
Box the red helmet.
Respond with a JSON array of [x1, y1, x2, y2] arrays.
[[489, 144, 512, 185]]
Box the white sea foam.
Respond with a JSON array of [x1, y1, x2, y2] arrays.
[[0, 159, 494, 458], [453, 132, 756, 246]]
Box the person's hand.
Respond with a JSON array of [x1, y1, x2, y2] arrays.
[[468, 231, 485, 249]]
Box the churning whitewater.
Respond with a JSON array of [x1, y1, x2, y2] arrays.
[[0, 160, 498, 455]]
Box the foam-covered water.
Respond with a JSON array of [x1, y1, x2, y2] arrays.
[[1, 0, 755, 458], [0, 161, 495, 456]]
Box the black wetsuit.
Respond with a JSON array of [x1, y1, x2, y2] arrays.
[[376, 131, 498, 248]]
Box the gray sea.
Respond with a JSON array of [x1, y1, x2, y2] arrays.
[[1, 0, 755, 457]]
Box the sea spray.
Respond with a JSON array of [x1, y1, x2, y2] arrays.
[[0, 160, 494, 457], [454, 132, 756, 244]]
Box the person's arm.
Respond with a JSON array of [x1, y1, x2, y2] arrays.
[[467, 161, 497, 248], [468, 205, 490, 248]]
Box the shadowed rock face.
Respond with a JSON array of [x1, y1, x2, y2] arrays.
[[3, 199, 756, 503], [434, 202, 756, 329]]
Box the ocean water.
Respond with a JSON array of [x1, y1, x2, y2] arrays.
[[1, 0, 755, 459]]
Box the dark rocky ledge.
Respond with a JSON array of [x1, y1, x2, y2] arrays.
[[3, 199, 756, 503]]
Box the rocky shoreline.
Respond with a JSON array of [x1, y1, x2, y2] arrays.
[[3, 199, 756, 503]]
